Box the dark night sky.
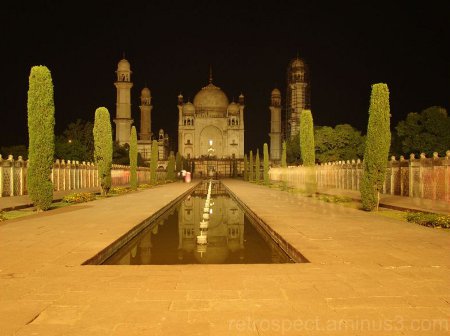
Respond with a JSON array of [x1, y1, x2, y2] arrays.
[[1, 1, 449, 153]]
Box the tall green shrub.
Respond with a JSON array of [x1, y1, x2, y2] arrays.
[[255, 149, 260, 183], [263, 143, 269, 185], [249, 150, 254, 182], [300, 110, 315, 166], [166, 151, 176, 181], [129, 126, 138, 190], [27, 65, 55, 211], [281, 141, 287, 168], [300, 110, 316, 195], [243, 154, 248, 181], [360, 83, 391, 211], [175, 152, 182, 172], [93, 107, 113, 196], [150, 140, 158, 185]]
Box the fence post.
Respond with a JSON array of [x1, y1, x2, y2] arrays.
[[8, 155, 14, 196], [409, 154, 415, 197], [18, 156, 24, 195], [445, 150, 450, 202], [419, 153, 426, 198], [0, 155, 3, 197]]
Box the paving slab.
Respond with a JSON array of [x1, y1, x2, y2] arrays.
[[0, 179, 449, 335]]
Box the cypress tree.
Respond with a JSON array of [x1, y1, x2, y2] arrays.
[[129, 126, 138, 190], [281, 141, 287, 168], [166, 151, 176, 181], [150, 140, 158, 185], [27, 65, 55, 211], [249, 150, 254, 182], [263, 143, 269, 185], [360, 83, 391, 211], [255, 149, 261, 183], [243, 154, 248, 181], [300, 110, 315, 166], [93, 107, 113, 196], [175, 152, 182, 173], [300, 110, 316, 195]]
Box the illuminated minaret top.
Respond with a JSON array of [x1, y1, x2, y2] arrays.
[[286, 56, 310, 139], [114, 57, 134, 145]]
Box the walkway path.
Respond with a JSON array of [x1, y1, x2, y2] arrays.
[[0, 179, 449, 335]]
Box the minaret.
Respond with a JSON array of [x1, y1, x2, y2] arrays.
[[269, 88, 282, 161], [139, 87, 152, 140], [114, 58, 134, 145], [286, 56, 310, 138]]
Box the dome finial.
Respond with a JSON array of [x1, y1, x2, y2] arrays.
[[209, 65, 213, 84], [122, 51, 126, 59]]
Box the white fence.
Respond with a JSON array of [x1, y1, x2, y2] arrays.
[[269, 151, 450, 202], [0, 155, 151, 197]]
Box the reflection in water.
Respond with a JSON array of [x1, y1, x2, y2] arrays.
[[104, 181, 294, 265]]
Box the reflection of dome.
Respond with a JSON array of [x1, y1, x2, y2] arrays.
[[183, 101, 195, 114], [271, 88, 281, 96], [117, 58, 131, 71], [193, 83, 229, 111], [141, 87, 151, 97], [227, 102, 239, 114]]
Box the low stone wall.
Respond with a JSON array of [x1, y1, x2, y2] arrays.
[[269, 151, 450, 202], [0, 155, 151, 197]]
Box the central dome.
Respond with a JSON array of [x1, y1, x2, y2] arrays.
[[193, 83, 229, 111]]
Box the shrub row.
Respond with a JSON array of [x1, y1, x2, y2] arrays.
[[62, 192, 96, 204], [406, 212, 450, 228]]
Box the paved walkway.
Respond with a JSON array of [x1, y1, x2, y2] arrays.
[[0, 179, 449, 335]]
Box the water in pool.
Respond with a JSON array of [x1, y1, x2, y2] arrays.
[[103, 181, 294, 265]]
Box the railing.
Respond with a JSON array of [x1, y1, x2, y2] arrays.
[[269, 151, 450, 202], [0, 155, 151, 197]]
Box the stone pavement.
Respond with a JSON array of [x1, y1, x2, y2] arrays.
[[0, 179, 449, 335]]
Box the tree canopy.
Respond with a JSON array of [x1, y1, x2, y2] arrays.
[[396, 106, 450, 156], [315, 124, 365, 163]]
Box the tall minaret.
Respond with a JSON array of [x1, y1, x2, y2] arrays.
[[114, 58, 134, 145], [269, 88, 282, 161], [139, 87, 152, 140], [286, 56, 310, 138]]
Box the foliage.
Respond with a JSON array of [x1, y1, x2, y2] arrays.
[[263, 143, 269, 184], [150, 140, 158, 185], [286, 133, 300, 164], [129, 126, 138, 190], [175, 152, 182, 172], [249, 150, 254, 182], [0, 145, 28, 160], [300, 110, 315, 166], [63, 192, 96, 204], [281, 141, 287, 167], [55, 119, 94, 162], [255, 149, 260, 182], [27, 65, 55, 211], [396, 106, 450, 157], [93, 107, 113, 196], [166, 151, 176, 181], [300, 110, 317, 195], [360, 83, 391, 211], [316, 194, 352, 203], [315, 124, 365, 163], [109, 186, 131, 195], [243, 154, 248, 181], [406, 212, 450, 228], [0, 212, 5, 222]]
